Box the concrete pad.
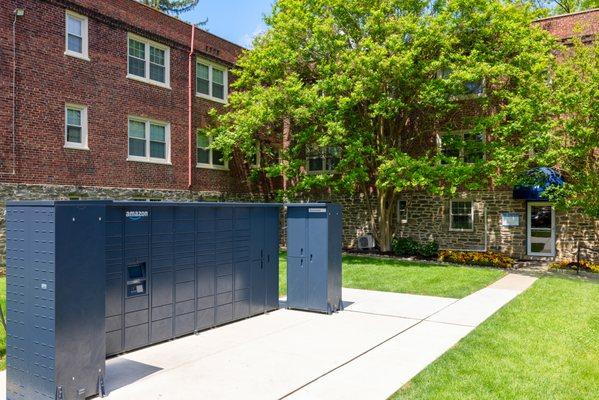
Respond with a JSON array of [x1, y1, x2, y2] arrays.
[[102, 309, 418, 400], [287, 321, 474, 400], [428, 273, 537, 327], [342, 287, 457, 320]]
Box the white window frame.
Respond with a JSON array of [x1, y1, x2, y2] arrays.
[[127, 33, 171, 89], [64, 104, 89, 150], [196, 133, 229, 170], [127, 116, 171, 165], [437, 130, 486, 163], [250, 142, 261, 168], [397, 200, 408, 224], [449, 199, 475, 232], [65, 11, 89, 60], [196, 58, 228, 104]]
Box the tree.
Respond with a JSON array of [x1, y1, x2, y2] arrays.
[[544, 39, 599, 217], [137, 0, 199, 14], [205, 0, 555, 251], [529, 0, 599, 15]]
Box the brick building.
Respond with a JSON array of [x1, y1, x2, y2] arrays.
[[0, 2, 598, 265]]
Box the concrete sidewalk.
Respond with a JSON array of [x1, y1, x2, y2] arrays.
[[0, 274, 536, 400]]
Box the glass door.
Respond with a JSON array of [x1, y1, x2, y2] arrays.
[[527, 202, 555, 256]]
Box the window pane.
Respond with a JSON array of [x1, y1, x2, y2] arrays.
[[129, 39, 145, 59], [68, 34, 83, 53], [149, 47, 165, 66], [464, 133, 484, 163], [197, 63, 209, 80], [67, 109, 81, 126], [129, 138, 146, 157], [451, 201, 472, 215], [452, 215, 473, 230], [150, 64, 165, 83], [66, 126, 82, 143], [465, 80, 484, 95], [212, 83, 224, 99], [150, 124, 165, 142], [213, 149, 225, 166], [128, 120, 146, 139], [442, 135, 461, 159], [212, 69, 224, 85], [67, 16, 82, 36], [531, 206, 552, 229], [197, 78, 210, 95], [129, 57, 146, 78], [150, 141, 166, 159], [197, 148, 210, 164], [197, 133, 210, 148], [308, 157, 324, 171]]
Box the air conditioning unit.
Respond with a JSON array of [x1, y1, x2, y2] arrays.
[[357, 234, 375, 250]]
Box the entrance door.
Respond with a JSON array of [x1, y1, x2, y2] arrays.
[[527, 202, 555, 257]]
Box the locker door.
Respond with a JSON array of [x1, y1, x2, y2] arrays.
[[250, 208, 266, 315], [265, 208, 280, 311], [287, 207, 307, 258], [307, 208, 328, 311], [287, 257, 307, 309]]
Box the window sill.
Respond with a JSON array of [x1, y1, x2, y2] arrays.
[[64, 143, 90, 151], [127, 157, 172, 165], [196, 163, 229, 171], [127, 74, 171, 90], [196, 93, 228, 105], [64, 51, 90, 61], [306, 170, 336, 175], [449, 228, 475, 232]]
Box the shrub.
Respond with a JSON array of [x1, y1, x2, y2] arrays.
[[419, 241, 440, 258], [438, 250, 515, 269], [391, 237, 439, 258], [550, 260, 599, 274], [391, 237, 420, 256]]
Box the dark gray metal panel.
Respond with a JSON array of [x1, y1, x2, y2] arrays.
[[54, 204, 106, 400], [286, 204, 343, 314], [249, 208, 266, 315], [265, 208, 281, 310]]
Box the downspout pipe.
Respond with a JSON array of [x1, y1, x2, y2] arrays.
[[2, 9, 23, 176], [188, 24, 196, 190]]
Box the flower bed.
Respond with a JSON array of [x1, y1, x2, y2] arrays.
[[438, 250, 515, 269], [550, 260, 599, 274]]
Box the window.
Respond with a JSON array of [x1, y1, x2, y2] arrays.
[[196, 133, 228, 169], [250, 143, 261, 167], [127, 34, 170, 87], [397, 200, 408, 223], [450, 200, 474, 231], [439, 131, 485, 163], [196, 59, 228, 103], [438, 68, 485, 97], [65, 11, 88, 60], [307, 146, 340, 173], [64, 104, 88, 149], [127, 117, 170, 164]]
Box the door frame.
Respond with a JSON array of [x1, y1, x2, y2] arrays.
[[526, 201, 556, 257]]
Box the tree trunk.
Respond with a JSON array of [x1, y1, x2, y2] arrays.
[[375, 188, 397, 253]]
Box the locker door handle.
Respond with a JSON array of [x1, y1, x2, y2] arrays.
[[310, 254, 313, 262]]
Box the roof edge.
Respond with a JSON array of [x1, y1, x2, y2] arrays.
[[534, 8, 599, 23]]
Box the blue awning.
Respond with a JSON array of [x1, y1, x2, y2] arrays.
[[513, 167, 564, 201]]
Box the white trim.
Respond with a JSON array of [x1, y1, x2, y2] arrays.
[[65, 10, 89, 60], [449, 199, 474, 232], [397, 200, 408, 224], [127, 33, 171, 89], [196, 133, 229, 170], [195, 57, 228, 104], [527, 202, 556, 257], [127, 116, 171, 164], [64, 104, 89, 150], [251, 142, 261, 168]]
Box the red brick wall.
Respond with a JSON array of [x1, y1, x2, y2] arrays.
[[535, 9, 599, 41], [0, 0, 254, 193]]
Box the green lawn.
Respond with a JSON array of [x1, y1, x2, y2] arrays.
[[393, 276, 599, 400], [279, 252, 506, 298]]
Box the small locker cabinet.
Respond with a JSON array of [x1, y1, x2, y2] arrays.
[[5, 201, 107, 400], [104, 202, 280, 356], [286, 203, 342, 314]]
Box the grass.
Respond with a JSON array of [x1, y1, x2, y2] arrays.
[[279, 252, 506, 298], [393, 276, 599, 400]]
